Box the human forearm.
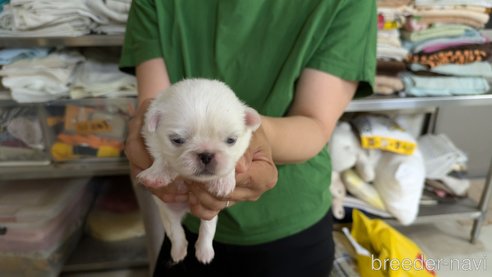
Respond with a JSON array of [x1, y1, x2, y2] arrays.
[[135, 58, 171, 106], [261, 115, 337, 164], [262, 68, 357, 164], [126, 58, 171, 178]]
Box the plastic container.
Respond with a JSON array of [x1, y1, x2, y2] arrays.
[[0, 105, 50, 166], [45, 98, 135, 162], [0, 178, 94, 276]]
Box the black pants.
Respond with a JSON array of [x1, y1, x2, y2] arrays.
[[153, 211, 335, 277]]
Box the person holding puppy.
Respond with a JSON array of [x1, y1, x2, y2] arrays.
[[120, 0, 376, 276]]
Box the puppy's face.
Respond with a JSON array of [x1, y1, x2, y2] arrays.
[[145, 80, 260, 181]]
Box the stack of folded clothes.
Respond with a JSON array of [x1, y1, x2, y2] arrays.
[[377, 0, 411, 62], [375, 0, 413, 95], [0, 0, 97, 37], [0, 0, 9, 12], [86, 0, 131, 35], [70, 59, 137, 99], [0, 48, 51, 100], [401, 0, 492, 96], [0, 50, 85, 102], [0, 47, 137, 102], [0, 0, 131, 36]]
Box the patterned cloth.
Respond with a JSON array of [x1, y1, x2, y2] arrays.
[[407, 43, 492, 68]]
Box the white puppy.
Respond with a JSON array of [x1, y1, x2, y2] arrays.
[[137, 79, 261, 264]]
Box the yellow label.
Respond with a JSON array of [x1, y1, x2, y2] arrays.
[[360, 135, 416, 155], [97, 145, 120, 157], [75, 120, 112, 134]]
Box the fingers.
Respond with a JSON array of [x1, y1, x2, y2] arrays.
[[188, 183, 232, 220], [125, 99, 154, 178], [145, 179, 189, 203], [229, 147, 278, 202], [235, 149, 253, 174]]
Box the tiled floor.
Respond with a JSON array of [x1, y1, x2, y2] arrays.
[[400, 223, 492, 277], [397, 178, 492, 277]]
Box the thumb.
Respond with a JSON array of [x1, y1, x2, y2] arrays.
[[235, 156, 249, 174]]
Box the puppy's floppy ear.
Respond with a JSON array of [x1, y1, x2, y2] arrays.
[[244, 107, 261, 131], [146, 108, 162, 133]]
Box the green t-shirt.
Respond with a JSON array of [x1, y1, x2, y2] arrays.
[[120, 0, 376, 245]]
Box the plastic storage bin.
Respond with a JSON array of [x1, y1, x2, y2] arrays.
[[44, 98, 135, 162], [0, 105, 50, 166], [0, 178, 94, 276]]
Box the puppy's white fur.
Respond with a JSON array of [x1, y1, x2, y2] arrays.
[[137, 79, 260, 264]]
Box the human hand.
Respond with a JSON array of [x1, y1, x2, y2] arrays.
[[187, 126, 278, 220], [125, 98, 189, 202]]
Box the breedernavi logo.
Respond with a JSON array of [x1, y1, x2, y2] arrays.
[[371, 253, 488, 273]]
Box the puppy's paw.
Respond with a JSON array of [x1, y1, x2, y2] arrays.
[[136, 169, 171, 188], [195, 243, 215, 264], [170, 240, 188, 263]]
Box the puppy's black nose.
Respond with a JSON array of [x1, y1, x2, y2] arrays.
[[198, 152, 214, 165]]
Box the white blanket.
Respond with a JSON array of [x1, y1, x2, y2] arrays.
[[70, 60, 137, 99]]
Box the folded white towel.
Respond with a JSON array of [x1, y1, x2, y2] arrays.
[[106, 0, 131, 14], [85, 0, 130, 34], [9, 0, 102, 29], [0, 52, 85, 80], [0, 51, 85, 102], [87, 0, 129, 24], [2, 0, 131, 36], [1, 0, 111, 36], [70, 60, 137, 99], [9, 88, 66, 102]]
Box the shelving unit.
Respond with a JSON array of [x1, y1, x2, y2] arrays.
[[347, 96, 492, 244], [0, 94, 490, 243], [1, 34, 491, 274], [0, 34, 142, 274]]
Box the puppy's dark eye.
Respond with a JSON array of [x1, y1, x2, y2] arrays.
[[169, 136, 186, 146], [226, 137, 237, 145]]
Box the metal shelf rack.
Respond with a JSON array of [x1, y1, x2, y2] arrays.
[[346, 94, 492, 112], [0, 92, 491, 244], [346, 95, 492, 244], [1, 34, 491, 274]]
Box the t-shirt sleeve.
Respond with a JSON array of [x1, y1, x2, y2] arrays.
[[307, 0, 377, 98], [119, 0, 163, 75]]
